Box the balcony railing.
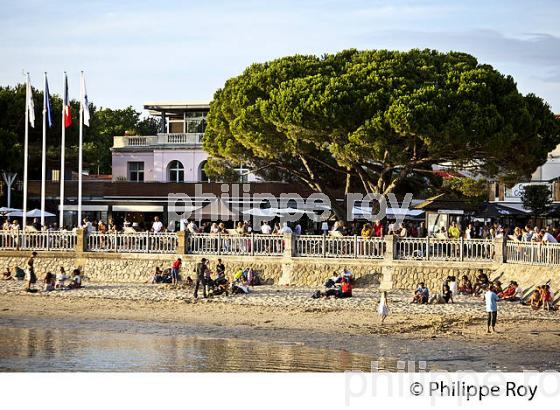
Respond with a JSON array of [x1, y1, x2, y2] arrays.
[[113, 133, 203, 148], [394, 237, 495, 262]]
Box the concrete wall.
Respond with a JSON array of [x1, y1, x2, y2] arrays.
[[3, 250, 556, 291]]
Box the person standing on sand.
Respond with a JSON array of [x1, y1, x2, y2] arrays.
[[171, 257, 182, 285], [378, 291, 389, 324], [485, 285, 499, 334], [194, 258, 209, 299]]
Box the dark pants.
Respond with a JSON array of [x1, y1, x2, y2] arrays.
[[487, 311, 497, 327], [194, 276, 207, 298]]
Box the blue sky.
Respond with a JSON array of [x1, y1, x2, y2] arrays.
[[1, 0, 559, 113]]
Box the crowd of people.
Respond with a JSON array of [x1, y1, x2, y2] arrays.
[[148, 257, 257, 299], [2, 251, 82, 293]]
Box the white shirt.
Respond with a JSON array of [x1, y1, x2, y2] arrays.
[[542, 232, 558, 243], [294, 224, 302, 235], [279, 225, 293, 234], [152, 221, 163, 233], [187, 222, 198, 234], [261, 223, 272, 234]]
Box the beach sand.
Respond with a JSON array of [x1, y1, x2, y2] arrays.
[[1, 280, 559, 370]]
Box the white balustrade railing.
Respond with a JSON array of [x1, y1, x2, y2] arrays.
[[395, 237, 494, 262], [506, 241, 560, 265], [87, 232, 178, 254], [0, 230, 76, 251], [1, 229, 560, 266], [295, 235, 385, 258], [187, 233, 284, 256]]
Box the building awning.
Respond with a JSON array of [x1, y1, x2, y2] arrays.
[[58, 205, 109, 212], [112, 205, 164, 212]]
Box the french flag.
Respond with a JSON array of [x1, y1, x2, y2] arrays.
[[63, 73, 72, 127]]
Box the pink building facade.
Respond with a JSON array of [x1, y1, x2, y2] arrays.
[[111, 102, 210, 183]]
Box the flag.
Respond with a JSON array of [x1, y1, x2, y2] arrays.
[[63, 73, 72, 127], [26, 73, 35, 128], [44, 74, 52, 128], [80, 71, 90, 127]]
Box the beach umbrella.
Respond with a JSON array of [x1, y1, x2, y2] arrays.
[[25, 209, 56, 218], [198, 198, 238, 220], [6, 210, 24, 217], [241, 208, 280, 217], [0, 207, 21, 214]]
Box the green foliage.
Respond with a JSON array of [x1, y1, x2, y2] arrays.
[[0, 84, 160, 176], [442, 177, 488, 199], [521, 184, 552, 217], [204, 48, 560, 214]]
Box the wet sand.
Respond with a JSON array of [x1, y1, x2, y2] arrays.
[[1, 281, 560, 371]]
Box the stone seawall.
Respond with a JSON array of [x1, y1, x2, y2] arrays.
[[0, 251, 557, 290]]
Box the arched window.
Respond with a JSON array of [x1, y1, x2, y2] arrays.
[[168, 160, 184, 182], [199, 160, 209, 182]]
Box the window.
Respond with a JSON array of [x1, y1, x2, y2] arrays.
[[128, 162, 144, 182], [186, 119, 205, 133], [235, 165, 249, 183], [168, 160, 184, 182], [199, 160, 209, 182]]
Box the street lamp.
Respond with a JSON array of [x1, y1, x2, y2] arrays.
[[1, 171, 17, 209]]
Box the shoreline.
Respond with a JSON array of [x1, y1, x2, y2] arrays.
[[1, 281, 560, 371]]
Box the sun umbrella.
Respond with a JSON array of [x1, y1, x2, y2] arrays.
[[0, 207, 20, 214], [25, 209, 56, 218]]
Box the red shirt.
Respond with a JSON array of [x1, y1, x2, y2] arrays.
[[172, 260, 182, 269], [373, 223, 383, 237]]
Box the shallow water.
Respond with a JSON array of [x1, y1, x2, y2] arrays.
[[0, 321, 375, 372], [1, 316, 559, 372]]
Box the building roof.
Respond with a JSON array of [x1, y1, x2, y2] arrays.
[[143, 101, 210, 115]]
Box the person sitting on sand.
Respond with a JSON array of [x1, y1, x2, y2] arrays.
[[338, 277, 352, 298], [473, 270, 490, 295], [430, 285, 453, 304], [493, 280, 503, 294], [526, 288, 543, 310], [56, 266, 68, 289], [2, 267, 13, 280], [541, 284, 553, 311], [412, 282, 429, 304], [43, 272, 55, 291], [498, 281, 520, 301], [447, 275, 457, 296], [378, 291, 389, 324], [67, 269, 82, 289], [324, 271, 341, 288], [150, 266, 163, 284], [458, 275, 473, 295]]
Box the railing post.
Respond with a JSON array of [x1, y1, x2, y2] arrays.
[[494, 236, 505, 264], [176, 231, 186, 255], [75, 228, 87, 254], [322, 233, 327, 258], [354, 235, 358, 258], [251, 233, 255, 256], [217, 233, 221, 256], [426, 236, 430, 261], [283, 233, 295, 257], [459, 237, 464, 261], [383, 235, 395, 261]]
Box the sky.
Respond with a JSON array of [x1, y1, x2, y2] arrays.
[[1, 0, 559, 114]]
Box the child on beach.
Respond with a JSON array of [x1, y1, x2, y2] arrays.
[[378, 291, 389, 324]]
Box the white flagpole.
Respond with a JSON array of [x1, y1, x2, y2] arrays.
[[23, 74, 30, 231], [59, 72, 66, 229], [40, 72, 47, 229], [78, 72, 84, 228]]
